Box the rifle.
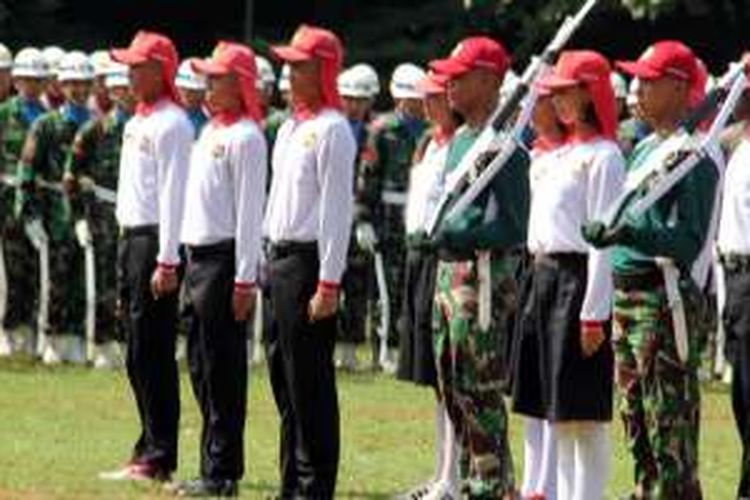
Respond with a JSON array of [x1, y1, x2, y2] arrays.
[[584, 61, 747, 244], [0, 173, 116, 205], [425, 0, 599, 236]]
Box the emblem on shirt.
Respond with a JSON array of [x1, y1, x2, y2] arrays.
[[212, 143, 227, 159], [139, 136, 153, 155], [302, 132, 317, 149]]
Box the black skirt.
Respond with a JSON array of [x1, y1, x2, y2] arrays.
[[397, 247, 438, 387], [510, 253, 613, 422]]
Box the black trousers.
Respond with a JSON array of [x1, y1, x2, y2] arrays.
[[185, 240, 248, 481], [117, 226, 179, 472], [722, 264, 750, 498], [266, 242, 339, 499]]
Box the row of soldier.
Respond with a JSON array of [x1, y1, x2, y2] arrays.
[[0, 25, 748, 500]]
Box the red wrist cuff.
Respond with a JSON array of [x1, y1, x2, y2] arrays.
[[581, 320, 603, 330], [317, 281, 339, 295], [234, 281, 256, 295], [157, 262, 178, 274]]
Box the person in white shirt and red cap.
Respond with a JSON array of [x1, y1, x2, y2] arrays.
[[171, 41, 268, 498], [263, 24, 356, 499], [100, 30, 193, 483]]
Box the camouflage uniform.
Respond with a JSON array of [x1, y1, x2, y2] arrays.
[[65, 108, 128, 343], [432, 125, 529, 497], [604, 135, 719, 499], [340, 119, 375, 347], [16, 105, 91, 337], [359, 111, 426, 344], [0, 96, 46, 330]]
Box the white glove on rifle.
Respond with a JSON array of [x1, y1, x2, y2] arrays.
[[24, 219, 48, 251], [355, 222, 378, 253], [75, 219, 93, 248]]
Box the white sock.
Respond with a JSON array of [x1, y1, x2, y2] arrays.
[[437, 404, 459, 491], [522, 417, 544, 495], [433, 401, 446, 483], [574, 423, 610, 500], [556, 426, 576, 500], [536, 420, 558, 500]]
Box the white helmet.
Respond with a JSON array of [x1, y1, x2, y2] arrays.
[[12, 47, 50, 78], [105, 62, 129, 89], [339, 63, 379, 99], [175, 58, 206, 91], [57, 51, 95, 82], [278, 64, 290, 92], [389, 63, 426, 100], [42, 46, 66, 75], [611, 72, 627, 100], [0, 43, 12, 70], [255, 56, 275, 91], [90, 50, 112, 77]]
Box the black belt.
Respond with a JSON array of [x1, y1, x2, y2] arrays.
[[613, 268, 664, 291], [186, 239, 235, 258], [532, 252, 587, 268], [720, 253, 750, 274], [121, 224, 158, 238], [269, 240, 318, 260]]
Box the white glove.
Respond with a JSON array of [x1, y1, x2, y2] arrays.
[[75, 220, 93, 247], [24, 219, 48, 250], [355, 222, 378, 253]]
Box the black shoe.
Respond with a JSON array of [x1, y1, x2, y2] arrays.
[[173, 478, 238, 497]]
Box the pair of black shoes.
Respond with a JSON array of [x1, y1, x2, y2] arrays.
[[171, 478, 238, 497]]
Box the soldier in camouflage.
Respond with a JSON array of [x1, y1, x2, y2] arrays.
[[337, 63, 380, 370], [429, 37, 527, 498], [16, 50, 95, 364], [0, 47, 49, 356], [175, 59, 208, 139], [64, 62, 133, 368], [585, 41, 719, 500], [358, 63, 426, 364]]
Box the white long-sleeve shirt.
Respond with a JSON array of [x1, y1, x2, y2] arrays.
[[718, 138, 750, 255], [263, 109, 356, 284], [116, 99, 193, 266], [527, 139, 626, 321], [405, 138, 450, 235], [181, 118, 268, 284]]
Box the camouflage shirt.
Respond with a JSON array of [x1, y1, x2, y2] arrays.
[[16, 104, 91, 240], [65, 108, 129, 220], [357, 111, 426, 226]]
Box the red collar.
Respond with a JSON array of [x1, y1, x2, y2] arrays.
[[533, 135, 565, 153], [211, 111, 246, 127], [432, 125, 456, 146], [566, 129, 602, 145], [135, 96, 172, 117]]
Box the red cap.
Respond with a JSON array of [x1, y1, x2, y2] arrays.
[[271, 24, 343, 64], [540, 50, 618, 140], [616, 40, 699, 83], [430, 36, 510, 79], [111, 31, 180, 104], [271, 25, 344, 119], [416, 70, 449, 95], [193, 41, 263, 123]]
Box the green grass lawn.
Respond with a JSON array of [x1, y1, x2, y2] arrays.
[[0, 355, 741, 499]]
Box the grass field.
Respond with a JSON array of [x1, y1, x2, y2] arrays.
[[0, 355, 741, 499]]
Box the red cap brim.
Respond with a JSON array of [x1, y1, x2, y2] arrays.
[[192, 59, 230, 76], [615, 61, 660, 80], [110, 48, 149, 66], [270, 45, 312, 63], [429, 58, 470, 78], [539, 73, 579, 89]]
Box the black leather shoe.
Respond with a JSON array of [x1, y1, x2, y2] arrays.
[[174, 478, 238, 497]]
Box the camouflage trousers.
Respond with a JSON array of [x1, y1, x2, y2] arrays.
[[433, 254, 518, 498], [339, 245, 373, 345], [49, 234, 85, 337], [379, 212, 406, 345], [613, 284, 702, 500], [90, 210, 120, 342], [2, 220, 37, 329]]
